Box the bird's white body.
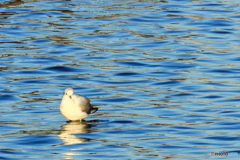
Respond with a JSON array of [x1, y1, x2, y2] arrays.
[[60, 88, 98, 121], [60, 94, 88, 120]]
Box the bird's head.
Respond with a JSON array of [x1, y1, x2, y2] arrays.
[[64, 88, 74, 96]]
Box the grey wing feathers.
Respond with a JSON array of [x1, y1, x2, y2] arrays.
[[73, 94, 93, 114]]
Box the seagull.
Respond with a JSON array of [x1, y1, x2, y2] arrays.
[[60, 88, 98, 122]]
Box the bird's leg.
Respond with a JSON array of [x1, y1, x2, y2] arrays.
[[79, 119, 85, 122]]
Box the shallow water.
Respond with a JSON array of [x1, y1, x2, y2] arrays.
[[1, 0, 240, 159]]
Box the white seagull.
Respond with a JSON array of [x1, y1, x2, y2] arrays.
[[60, 88, 98, 122]]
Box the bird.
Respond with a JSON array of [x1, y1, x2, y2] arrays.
[[60, 88, 98, 122]]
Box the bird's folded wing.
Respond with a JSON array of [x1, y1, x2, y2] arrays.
[[73, 94, 92, 114]]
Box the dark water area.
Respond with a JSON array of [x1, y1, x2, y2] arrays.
[[1, 0, 240, 159]]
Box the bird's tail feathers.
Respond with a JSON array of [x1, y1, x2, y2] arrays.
[[90, 108, 98, 114]]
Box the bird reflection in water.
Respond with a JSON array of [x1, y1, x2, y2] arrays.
[[57, 120, 98, 159], [57, 121, 95, 145]]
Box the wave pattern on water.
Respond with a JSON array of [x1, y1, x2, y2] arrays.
[[1, 0, 240, 159]]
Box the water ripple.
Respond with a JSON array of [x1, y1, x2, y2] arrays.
[[1, 0, 240, 159]]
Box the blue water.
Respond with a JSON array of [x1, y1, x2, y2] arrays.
[[1, 0, 240, 159]]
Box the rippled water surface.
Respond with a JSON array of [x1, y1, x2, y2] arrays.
[[1, 0, 240, 159]]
